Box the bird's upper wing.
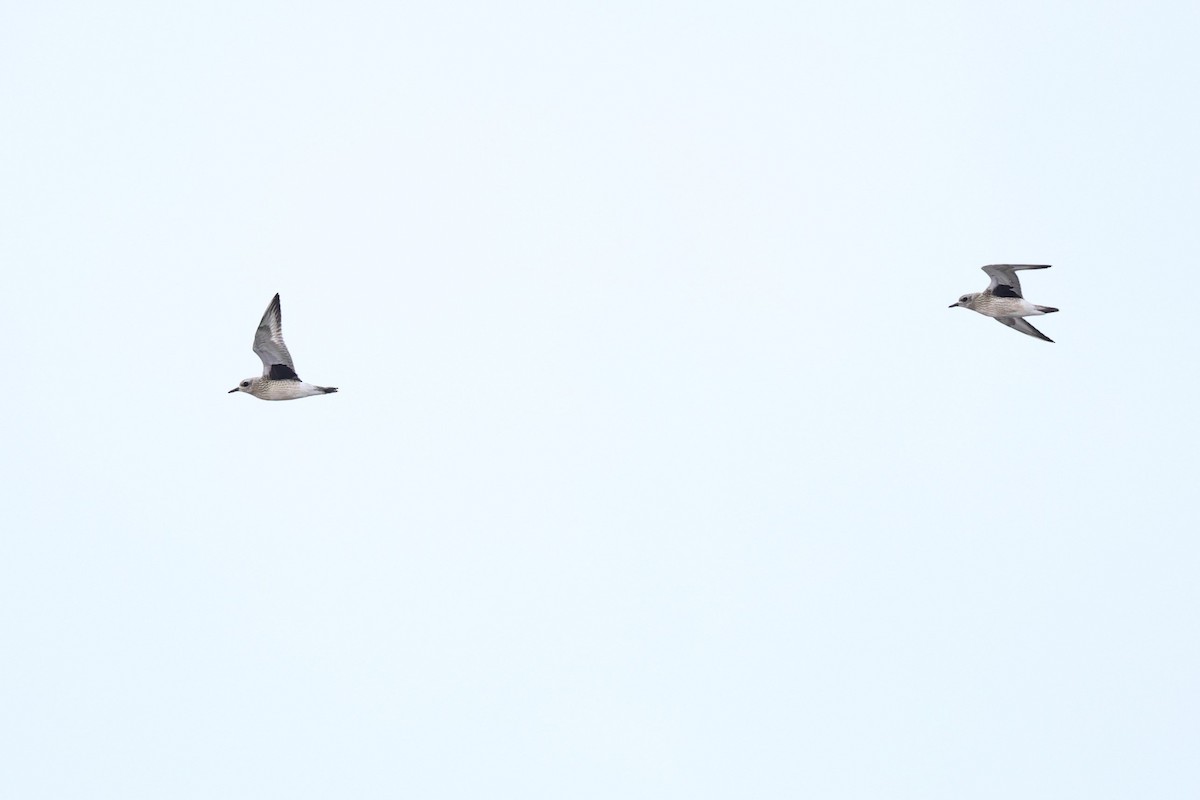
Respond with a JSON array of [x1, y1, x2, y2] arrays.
[[252, 293, 300, 379], [981, 264, 1050, 298], [994, 316, 1054, 343]]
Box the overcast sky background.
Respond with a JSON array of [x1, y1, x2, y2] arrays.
[[3, 1, 1199, 797]]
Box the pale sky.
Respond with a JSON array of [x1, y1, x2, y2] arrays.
[[3, 1, 1199, 798]]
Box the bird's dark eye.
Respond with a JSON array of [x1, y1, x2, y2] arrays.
[[241, 381, 250, 387], [960, 296, 969, 302]]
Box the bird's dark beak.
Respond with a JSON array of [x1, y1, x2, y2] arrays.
[[948, 302, 958, 308], [228, 387, 239, 393]]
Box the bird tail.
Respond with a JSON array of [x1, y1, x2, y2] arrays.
[[1035, 305, 1059, 313], [319, 386, 338, 394]]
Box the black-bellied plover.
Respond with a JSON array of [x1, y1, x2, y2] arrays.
[[228, 293, 338, 400], [949, 264, 1059, 343]]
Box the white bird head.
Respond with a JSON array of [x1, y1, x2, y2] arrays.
[[949, 292, 981, 309], [228, 377, 260, 395]]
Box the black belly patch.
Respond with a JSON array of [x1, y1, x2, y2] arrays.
[[992, 284, 1022, 298], [269, 363, 300, 380]]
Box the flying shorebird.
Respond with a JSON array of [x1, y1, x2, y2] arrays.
[[228, 293, 338, 400], [949, 264, 1059, 343]]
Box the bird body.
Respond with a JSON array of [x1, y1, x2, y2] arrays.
[[235, 376, 337, 401], [950, 265, 1059, 342], [229, 293, 338, 400], [960, 294, 1044, 319]]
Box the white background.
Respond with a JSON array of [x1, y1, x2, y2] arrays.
[[3, 1, 1198, 797]]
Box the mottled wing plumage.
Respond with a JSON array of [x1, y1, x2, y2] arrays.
[[981, 264, 1050, 298], [252, 293, 299, 380], [995, 316, 1054, 343]]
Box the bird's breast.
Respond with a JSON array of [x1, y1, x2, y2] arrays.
[[975, 296, 1037, 318]]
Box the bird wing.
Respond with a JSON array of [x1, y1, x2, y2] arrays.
[[980, 264, 1050, 298], [994, 316, 1054, 343], [252, 293, 300, 379]]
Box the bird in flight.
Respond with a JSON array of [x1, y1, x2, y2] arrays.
[[228, 293, 338, 400], [949, 264, 1059, 343]]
